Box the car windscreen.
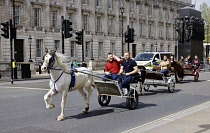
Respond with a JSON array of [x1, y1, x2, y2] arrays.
[[134, 53, 154, 61]]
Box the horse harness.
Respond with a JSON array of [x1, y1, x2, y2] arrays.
[[50, 70, 76, 93]]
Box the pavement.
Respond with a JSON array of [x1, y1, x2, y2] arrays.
[[124, 100, 210, 133], [0, 70, 210, 133]]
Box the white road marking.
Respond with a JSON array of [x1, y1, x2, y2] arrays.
[[122, 100, 210, 133], [2, 86, 49, 91]]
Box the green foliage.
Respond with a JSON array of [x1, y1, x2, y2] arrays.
[[200, 2, 210, 43]]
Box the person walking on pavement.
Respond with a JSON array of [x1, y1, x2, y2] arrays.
[[103, 53, 122, 80], [72, 60, 78, 68]]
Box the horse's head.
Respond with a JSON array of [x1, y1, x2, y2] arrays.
[[41, 50, 57, 72]]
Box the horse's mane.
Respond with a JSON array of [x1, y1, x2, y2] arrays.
[[55, 52, 70, 72]]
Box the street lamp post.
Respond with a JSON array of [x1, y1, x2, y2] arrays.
[[28, 36, 33, 62], [155, 42, 158, 52], [120, 3, 124, 57]]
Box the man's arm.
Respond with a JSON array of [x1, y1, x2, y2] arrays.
[[126, 66, 138, 76], [118, 66, 124, 75], [113, 55, 121, 62]]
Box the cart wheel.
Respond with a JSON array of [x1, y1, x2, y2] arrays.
[[98, 95, 111, 106], [126, 89, 139, 110], [194, 72, 199, 82], [144, 85, 150, 91], [168, 79, 175, 93]]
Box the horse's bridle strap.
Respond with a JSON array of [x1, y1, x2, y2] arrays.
[[51, 71, 64, 93]]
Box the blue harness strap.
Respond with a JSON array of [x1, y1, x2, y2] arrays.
[[69, 72, 76, 91], [51, 72, 64, 93]]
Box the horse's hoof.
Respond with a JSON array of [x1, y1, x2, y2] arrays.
[[57, 116, 64, 121], [82, 107, 89, 114], [48, 104, 55, 109], [82, 110, 88, 114]]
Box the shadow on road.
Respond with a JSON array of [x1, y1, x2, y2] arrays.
[[194, 124, 210, 133], [65, 108, 114, 119], [142, 89, 182, 95], [178, 80, 206, 84]]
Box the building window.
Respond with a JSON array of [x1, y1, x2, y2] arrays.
[[83, 15, 88, 31], [51, 11, 57, 28], [139, 4, 142, 15], [123, 43, 127, 52], [148, 5, 152, 17], [36, 39, 43, 58], [160, 44, 164, 51], [54, 40, 60, 51], [108, 0, 113, 9], [142, 44, 145, 52], [14, 5, 21, 25], [151, 44, 154, 52], [68, 0, 74, 3], [129, 1, 134, 13], [34, 8, 41, 27], [98, 42, 103, 58], [159, 25, 163, 38], [140, 22, 144, 37], [96, 0, 100, 7], [166, 26, 169, 39], [83, 0, 89, 5], [158, 8, 162, 19], [148, 24, 152, 38], [70, 41, 75, 57], [165, 9, 169, 20], [110, 43, 115, 54], [108, 17, 113, 34], [130, 21, 134, 28], [96, 16, 101, 32], [85, 42, 91, 58], [168, 45, 171, 52]]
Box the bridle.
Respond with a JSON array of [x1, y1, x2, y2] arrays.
[[48, 55, 55, 69]]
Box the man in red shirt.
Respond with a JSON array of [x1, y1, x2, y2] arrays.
[[103, 53, 122, 80]]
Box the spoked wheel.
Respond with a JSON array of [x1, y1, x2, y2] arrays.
[[168, 79, 175, 93], [144, 85, 150, 91], [126, 89, 139, 110], [194, 72, 199, 82], [98, 95, 111, 106]]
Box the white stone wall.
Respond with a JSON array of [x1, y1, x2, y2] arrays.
[[0, 0, 192, 63]]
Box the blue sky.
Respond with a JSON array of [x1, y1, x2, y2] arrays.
[[195, 0, 210, 10]]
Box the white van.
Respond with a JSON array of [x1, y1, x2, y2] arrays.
[[134, 52, 172, 70]]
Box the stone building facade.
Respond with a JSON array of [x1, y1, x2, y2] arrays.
[[0, 0, 193, 63]]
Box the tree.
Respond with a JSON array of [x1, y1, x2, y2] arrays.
[[200, 2, 210, 43]]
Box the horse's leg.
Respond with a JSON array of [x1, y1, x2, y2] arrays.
[[175, 72, 179, 83], [57, 90, 68, 121], [140, 82, 144, 95], [78, 87, 88, 114], [44, 90, 56, 109], [84, 86, 93, 113]]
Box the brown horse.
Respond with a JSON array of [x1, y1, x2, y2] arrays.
[[170, 61, 185, 83]]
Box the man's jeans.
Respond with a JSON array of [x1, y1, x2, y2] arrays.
[[103, 74, 119, 81], [160, 69, 169, 76], [118, 75, 132, 92], [193, 65, 199, 73]]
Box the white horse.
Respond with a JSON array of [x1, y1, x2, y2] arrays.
[[41, 50, 95, 121]]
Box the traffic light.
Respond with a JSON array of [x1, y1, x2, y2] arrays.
[[125, 31, 129, 43], [130, 28, 135, 43], [63, 19, 73, 38], [1, 22, 9, 39], [75, 30, 83, 45]]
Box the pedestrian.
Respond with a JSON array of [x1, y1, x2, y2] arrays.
[[179, 56, 185, 64], [159, 55, 170, 76], [72, 60, 78, 67]]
